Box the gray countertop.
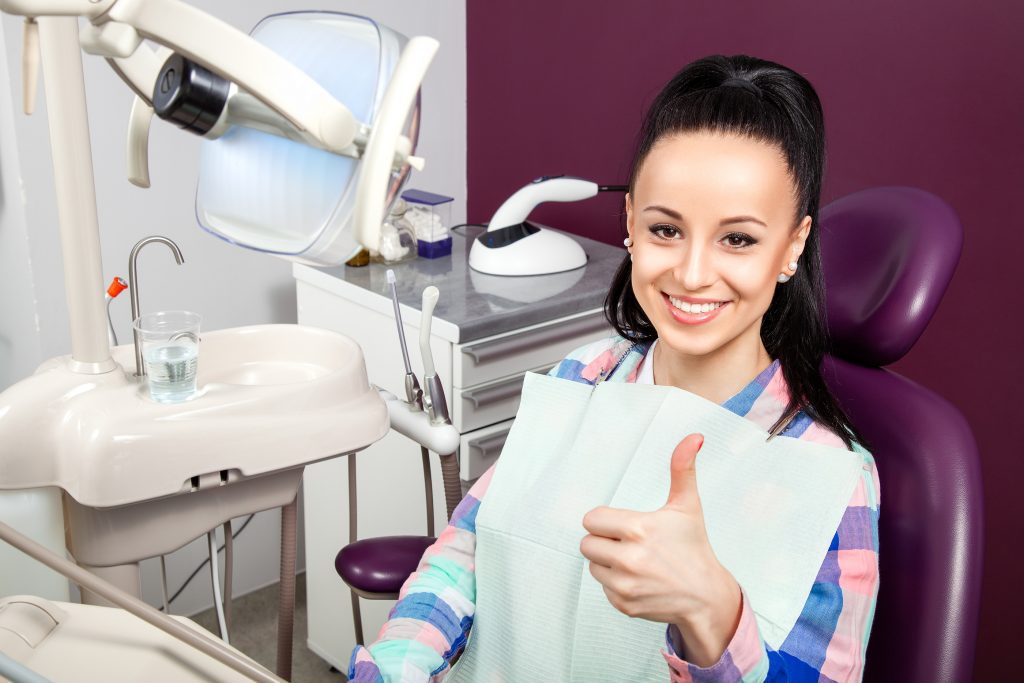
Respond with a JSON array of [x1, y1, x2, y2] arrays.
[[293, 226, 626, 343]]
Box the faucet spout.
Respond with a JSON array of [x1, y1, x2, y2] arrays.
[[129, 236, 185, 376]]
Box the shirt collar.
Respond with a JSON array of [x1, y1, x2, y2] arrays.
[[633, 341, 788, 428]]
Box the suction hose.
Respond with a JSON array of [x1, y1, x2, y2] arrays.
[[440, 452, 462, 520]]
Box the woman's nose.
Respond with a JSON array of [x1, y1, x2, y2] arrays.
[[675, 242, 714, 291]]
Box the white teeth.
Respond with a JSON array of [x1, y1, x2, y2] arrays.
[[668, 296, 725, 314]]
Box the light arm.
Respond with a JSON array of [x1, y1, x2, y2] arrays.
[[102, 0, 359, 152], [2, 0, 361, 152]]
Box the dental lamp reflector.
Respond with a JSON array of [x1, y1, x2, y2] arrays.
[[192, 12, 426, 265]]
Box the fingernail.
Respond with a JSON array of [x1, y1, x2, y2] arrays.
[[697, 434, 705, 450]]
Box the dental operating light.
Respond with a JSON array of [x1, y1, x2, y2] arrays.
[[5, 0, 437, 261]]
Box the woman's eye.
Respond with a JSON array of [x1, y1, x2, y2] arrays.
[[649, 224, 680, 239], [723, 232, 756, 249]]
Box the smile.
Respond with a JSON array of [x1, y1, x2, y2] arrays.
[[663, 294, 730, 325]]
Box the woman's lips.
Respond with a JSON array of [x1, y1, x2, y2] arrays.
[[662, 293, 729, 325]]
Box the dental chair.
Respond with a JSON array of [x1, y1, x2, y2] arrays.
[[818, 186, 983, 682]]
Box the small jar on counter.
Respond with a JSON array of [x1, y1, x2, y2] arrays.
[[402, 189, 454, 259]]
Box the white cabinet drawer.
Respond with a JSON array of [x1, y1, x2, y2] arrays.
[[459, 419, 514, 482], [453, 311, 610, 388], [452, 364, 553, 433]]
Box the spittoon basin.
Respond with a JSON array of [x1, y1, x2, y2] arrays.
[[0, 324, 388, 508]]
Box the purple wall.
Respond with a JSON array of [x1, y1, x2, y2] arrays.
[[468, 2, 1022, 679]]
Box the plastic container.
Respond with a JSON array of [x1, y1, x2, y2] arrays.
[[372, 199, 418, 264], [194, 12, 420, 265], [402, 189, 453, 259]]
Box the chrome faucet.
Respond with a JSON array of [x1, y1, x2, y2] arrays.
[[129, 236, 185, 377]]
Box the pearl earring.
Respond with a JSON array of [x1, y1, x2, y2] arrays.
[[788, 260, 799, 271], [777, 273, 791, 283], [623, 236, 633, 248]]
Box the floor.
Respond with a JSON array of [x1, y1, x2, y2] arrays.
[[190, 573, 346, 683]]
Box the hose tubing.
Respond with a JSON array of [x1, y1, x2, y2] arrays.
[[439, 452, 461, 521]]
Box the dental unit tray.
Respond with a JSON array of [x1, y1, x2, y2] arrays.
[[194, 12, 420, 265], [0, 325, 388, 508]]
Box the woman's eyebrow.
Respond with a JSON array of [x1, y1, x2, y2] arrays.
[[720, 215, 768, 228], [644, 205, 767, 228], [643, 205, 683, 219]]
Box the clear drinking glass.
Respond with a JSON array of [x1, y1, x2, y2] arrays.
[[133, 311, 201, 403]]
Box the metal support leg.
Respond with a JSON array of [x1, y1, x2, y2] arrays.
[[350, 590, 365, 645], [276, 497, 297, 680]]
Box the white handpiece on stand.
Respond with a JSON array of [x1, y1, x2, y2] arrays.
[[487, 176, 599, 231], [468, 175, 616, 276], [419, 287, 449, 425]]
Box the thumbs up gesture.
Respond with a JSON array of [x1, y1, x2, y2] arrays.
[[580, 434, 742, 665]]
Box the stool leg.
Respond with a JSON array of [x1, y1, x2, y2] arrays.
[[351, 589, 365, 645]]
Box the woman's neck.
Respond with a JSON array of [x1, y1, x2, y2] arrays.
[[652, 333, 773, 404]]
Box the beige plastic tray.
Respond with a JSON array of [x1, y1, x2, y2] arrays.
[[0, 596, 254, 682]]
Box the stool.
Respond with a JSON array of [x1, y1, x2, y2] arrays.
[[334, 448, 438, 645]]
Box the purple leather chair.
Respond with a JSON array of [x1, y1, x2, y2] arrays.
[[819, 186, 983, 682]]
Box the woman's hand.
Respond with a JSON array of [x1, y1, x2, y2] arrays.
[[579, 433, 743, 666]]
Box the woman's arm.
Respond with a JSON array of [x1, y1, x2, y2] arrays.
[[348, 466, 496, 683], [662, 454, 880, 682]]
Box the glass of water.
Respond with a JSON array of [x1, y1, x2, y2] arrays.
[[133, 311, 201, 403]]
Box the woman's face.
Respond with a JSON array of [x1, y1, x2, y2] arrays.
[[626, 132, 811, 361]]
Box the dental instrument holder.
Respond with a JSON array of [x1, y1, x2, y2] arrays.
[[419, 287, 451, 426], [129, 236, 185, 376], [387, 269, 423, 411]]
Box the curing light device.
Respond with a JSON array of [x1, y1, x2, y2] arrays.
[[468, 175, 626, 277]]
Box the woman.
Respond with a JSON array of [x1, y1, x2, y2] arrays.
[[350, 54, 879, 682]]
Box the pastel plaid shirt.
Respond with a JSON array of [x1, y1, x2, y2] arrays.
[[350, 336, 880, 682]]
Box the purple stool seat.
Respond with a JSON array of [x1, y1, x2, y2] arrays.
[[336, 535, 437, 595]]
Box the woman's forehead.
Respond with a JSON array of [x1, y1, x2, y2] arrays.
[[635, 132, 798, 222]]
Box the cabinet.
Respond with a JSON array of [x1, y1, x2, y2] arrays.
[[294, 230, 623, 670]]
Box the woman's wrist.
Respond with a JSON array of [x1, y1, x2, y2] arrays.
[[672, 565, 743, 667]]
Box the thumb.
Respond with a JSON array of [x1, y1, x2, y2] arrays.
[[665, 433, 704, 508]]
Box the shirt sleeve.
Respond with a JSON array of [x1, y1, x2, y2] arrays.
[[347, 465, 496, 683], [662, 453, 880, 682]]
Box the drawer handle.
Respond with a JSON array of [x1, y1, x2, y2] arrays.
[[468, 431, 510, 460], [462, 315, 609, 365], [462, 365, 554, 409]]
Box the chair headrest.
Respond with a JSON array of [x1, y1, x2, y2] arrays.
[[819, 187, 962, 367]]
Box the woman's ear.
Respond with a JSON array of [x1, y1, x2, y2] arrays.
[[625, 193, 634, 240], [792, 215, 812, 259]]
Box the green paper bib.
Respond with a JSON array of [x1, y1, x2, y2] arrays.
[[449, 373, 864, 681]]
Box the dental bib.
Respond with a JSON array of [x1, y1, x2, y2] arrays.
[[447, 373, 866, 681]]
